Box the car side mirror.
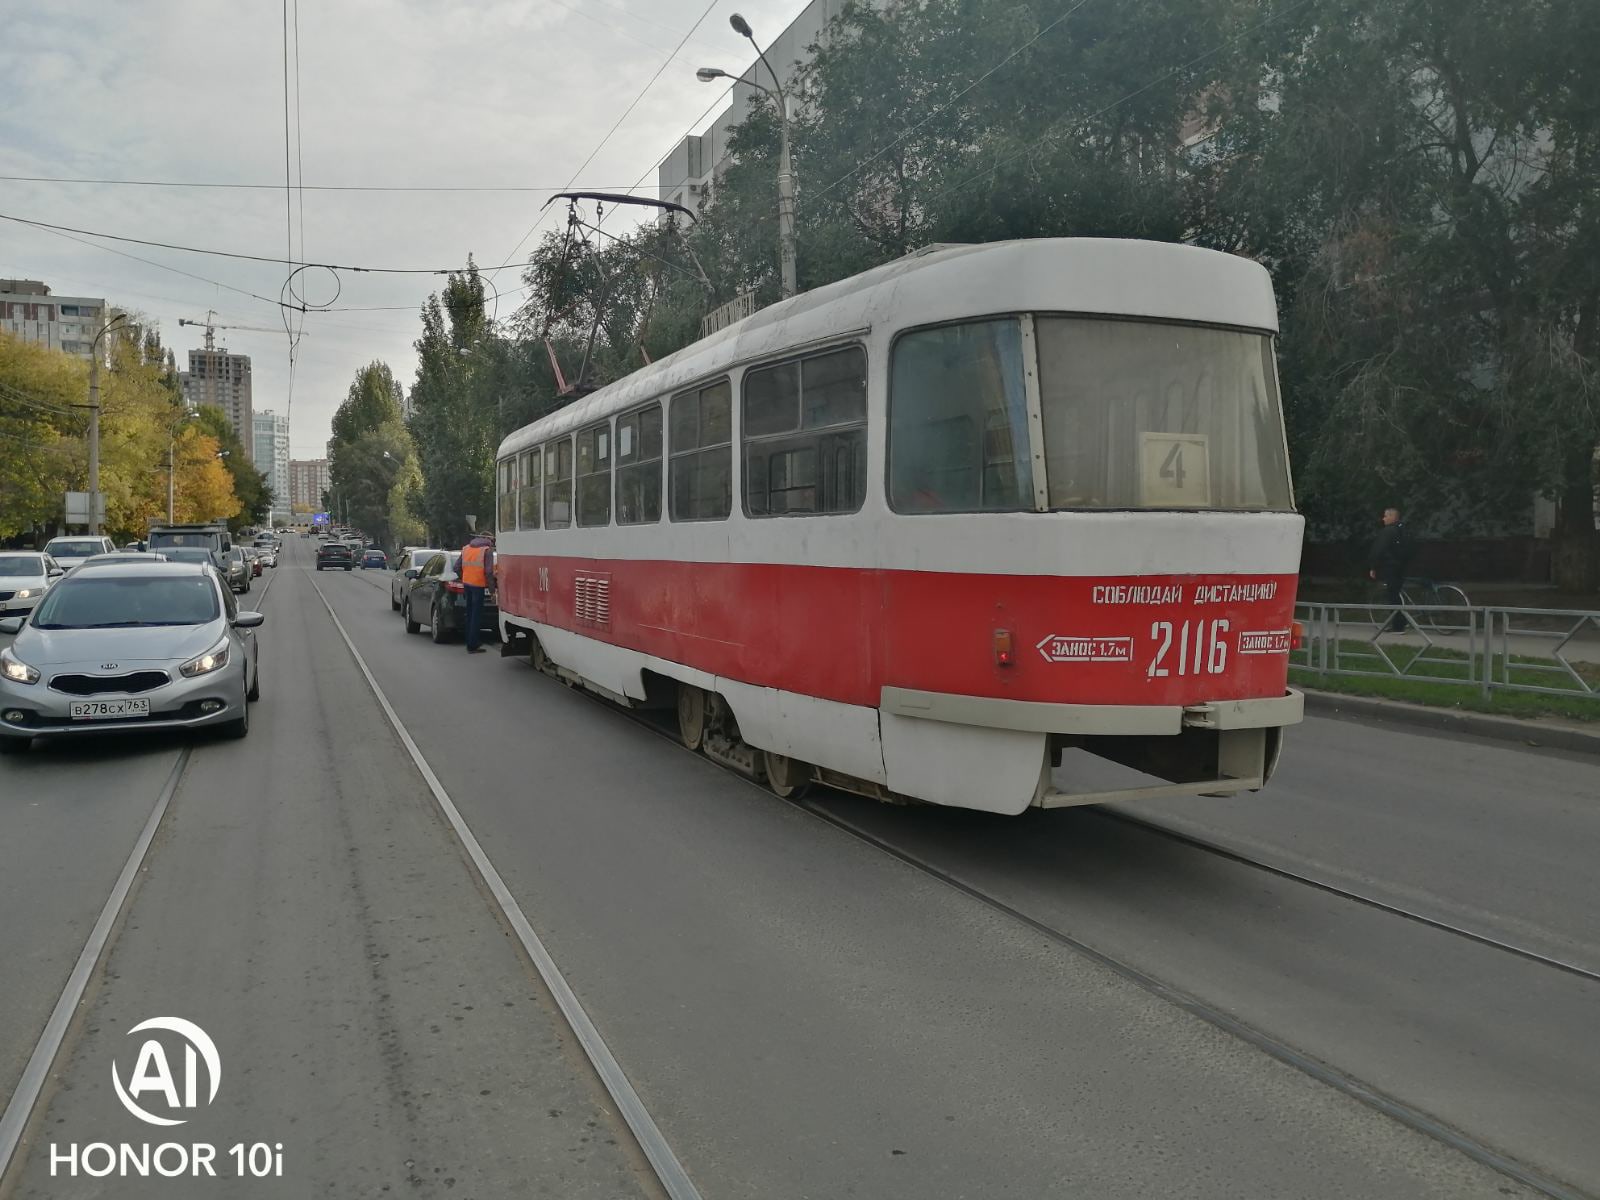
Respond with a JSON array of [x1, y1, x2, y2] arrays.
[[48, 567, 64, 578], [233, 611, 265, 628], [404, 568, 419, 579], [0, 616, 22, 634]]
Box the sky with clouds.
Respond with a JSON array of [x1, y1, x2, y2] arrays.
[[0, 0, 810, 458]]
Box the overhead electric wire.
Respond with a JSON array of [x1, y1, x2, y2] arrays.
[[11, 216, 289, 308], [0, 211, 483, 277], [281, 0, 301, 425], [491, 0, 721, 275], [0, 174, 648, 192]]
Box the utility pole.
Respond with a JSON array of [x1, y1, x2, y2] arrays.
[[776, 111, 797, 300], [87, 313, 127, 534]]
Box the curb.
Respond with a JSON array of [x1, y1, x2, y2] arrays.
[[1300, 689, 1600, 757]]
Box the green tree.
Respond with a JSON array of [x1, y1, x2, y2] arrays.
[[327, 360, 416, 549]]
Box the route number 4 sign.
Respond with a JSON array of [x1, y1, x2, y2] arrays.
[[1139, 432, 1210, 507]]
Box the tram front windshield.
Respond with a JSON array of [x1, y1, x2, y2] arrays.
[[1035, 316, 1292, 511], [888, 315, 1293, 513]]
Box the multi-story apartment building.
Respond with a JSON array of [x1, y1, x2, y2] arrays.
[[658, 0, 860, 214], [180, 348, 253, 457], [289, 458, 331, 512], [0, 279, 111, 360], [252, 410, 292, 525]]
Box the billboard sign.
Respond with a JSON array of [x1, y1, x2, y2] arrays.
[[312, 512, 330, 526]]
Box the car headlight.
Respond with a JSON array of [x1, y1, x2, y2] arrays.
[[0, 647, 40, 685], [12, 588, 34, 599], [179, 639, 230, 678]]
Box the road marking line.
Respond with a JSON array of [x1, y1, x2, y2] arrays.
[[308, 576, 702, 1200], [0, 748, 191, 1182]]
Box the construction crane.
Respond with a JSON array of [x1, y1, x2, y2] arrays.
[[178, 310, 306, 351]]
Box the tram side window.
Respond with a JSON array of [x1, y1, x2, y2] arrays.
[[669, 379, 731, 521], [888, 319, 1033, 513], [496, 458, 517, 532], [544, 437, 573, 529], [616, 404, 663, 525], [576, 422, 613, 527], [518, 448, 541, 529], [743, 346, 867, 517]]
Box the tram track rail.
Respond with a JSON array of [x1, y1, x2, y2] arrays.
[[310, 571, 701, 1200], [538, 667, 1595, 1200], [1090, 810, 1600, 984]]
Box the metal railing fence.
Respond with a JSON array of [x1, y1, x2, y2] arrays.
[[1291, 602, 1600, 700]]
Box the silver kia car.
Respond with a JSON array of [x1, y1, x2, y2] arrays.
[[0, 561, 263, 753]]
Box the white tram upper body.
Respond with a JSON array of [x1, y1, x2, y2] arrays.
[[494, 239, 1304, 814]]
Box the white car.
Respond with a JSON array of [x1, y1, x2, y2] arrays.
[[42, 535, 117, 572], [0, 553, 66, 616]]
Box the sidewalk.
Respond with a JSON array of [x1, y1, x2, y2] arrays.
[[1302, 688, 1600, 757]]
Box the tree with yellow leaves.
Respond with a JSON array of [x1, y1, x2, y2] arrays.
[[0, 333, 82, 540], [166, 427, 240, 524]]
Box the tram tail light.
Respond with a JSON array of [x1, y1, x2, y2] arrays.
[[994, 628, 1014, 667], [1290, 620, 1304, 650]]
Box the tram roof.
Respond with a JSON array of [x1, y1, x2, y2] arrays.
[[499, 237, 1277, 458]]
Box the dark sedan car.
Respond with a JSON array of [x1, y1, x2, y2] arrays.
[[401, 553, 497, 644], [361, 549, 388, 570], [316, 542, 354, 571]]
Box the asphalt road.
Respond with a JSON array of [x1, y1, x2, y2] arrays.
[[1, 537, 1594, 1198]]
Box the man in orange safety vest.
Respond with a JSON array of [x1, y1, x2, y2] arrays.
[[459, 533, 496, 654]]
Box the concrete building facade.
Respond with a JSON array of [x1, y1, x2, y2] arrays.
[[0, 279, 110, 359], [289, 458, 331, 512], [252, 410, 292, 525], [181, 348, 253, 457]]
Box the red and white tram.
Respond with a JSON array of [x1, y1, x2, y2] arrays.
[[494, 238, 1303, 814]]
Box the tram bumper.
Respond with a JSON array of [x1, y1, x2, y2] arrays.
[[879, 687, 1302, 810]]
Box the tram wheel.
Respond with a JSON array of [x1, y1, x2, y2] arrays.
[[763, 750, 812, 800], [677, 685, 706, 751]]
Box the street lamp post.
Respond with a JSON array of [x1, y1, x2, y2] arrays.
[[87, 313, 128, 534], [699, 12, 797, 299]]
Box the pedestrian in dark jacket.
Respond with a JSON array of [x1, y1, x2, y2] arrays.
[[1368, 507, 1411, 631]]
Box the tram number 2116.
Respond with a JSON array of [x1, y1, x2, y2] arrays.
[[1148, 619, 1229, 677]]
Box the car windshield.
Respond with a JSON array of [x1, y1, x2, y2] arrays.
[[44, 542, 99, 559], [0, 555, 45, 578], [148, 532, 216, 549], [30, 574, 220, 629]]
